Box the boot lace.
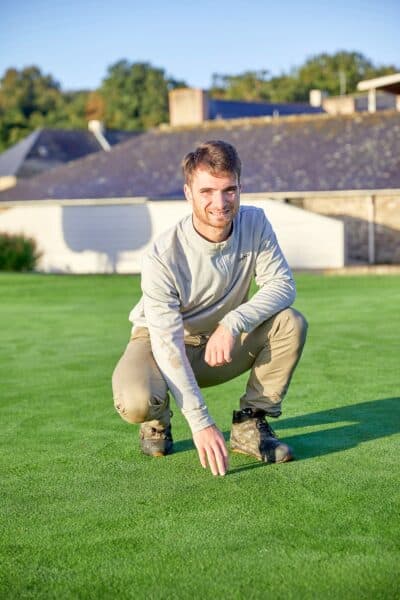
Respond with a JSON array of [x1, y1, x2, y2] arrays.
[[256, 418, 278, 439]]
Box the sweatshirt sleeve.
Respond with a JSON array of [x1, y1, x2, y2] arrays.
[[220, 214, 296, 337], [141, 251, 215, 433]]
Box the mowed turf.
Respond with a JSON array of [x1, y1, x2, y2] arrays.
[[0, 273, 399, 599]]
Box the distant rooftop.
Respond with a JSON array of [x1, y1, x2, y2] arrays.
[[208, 98, 323, 119], [168, 88, 324, 127], [357, 72, 400, 95], [0, 126, 137, 179], [1, 110, 399, 202]]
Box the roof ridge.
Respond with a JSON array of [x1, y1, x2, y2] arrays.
[[0, 129, 43, 177], [157, 109, 400, 134]]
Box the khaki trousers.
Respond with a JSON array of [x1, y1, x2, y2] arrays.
[[112, 307, 307, 428]]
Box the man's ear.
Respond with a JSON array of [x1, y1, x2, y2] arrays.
[[184, 183, 192, 205]]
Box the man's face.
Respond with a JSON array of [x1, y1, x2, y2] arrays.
[[184, 168, 240, 242]]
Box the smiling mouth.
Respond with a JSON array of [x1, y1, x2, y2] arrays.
[[209, 209, 231, 216]]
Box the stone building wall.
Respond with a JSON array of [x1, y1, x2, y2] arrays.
[[375, 195, 400, 263], [283, 191, 400, 264]]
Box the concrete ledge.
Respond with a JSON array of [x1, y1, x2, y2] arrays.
[[316, 265, 400, 275]]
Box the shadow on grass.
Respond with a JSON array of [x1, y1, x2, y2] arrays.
[[173, 397, 400, 468], [173, 439, 196, 453], [276, 396, 400, 461]]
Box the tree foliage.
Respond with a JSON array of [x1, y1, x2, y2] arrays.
[[0, 62, 185, 151], [100, 60, 185, 130], [85, 91, 106, 122], [0, 66, 88, 151], [210, 51, 398, 102], [296, 51, 398, 97], [211, 71, 271, 101]]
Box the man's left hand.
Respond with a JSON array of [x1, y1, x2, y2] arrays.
[[205, 324, 235, 367]]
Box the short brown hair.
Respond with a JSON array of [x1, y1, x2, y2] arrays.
[[182, 140, 241, 185]]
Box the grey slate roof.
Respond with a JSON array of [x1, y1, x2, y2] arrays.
[[0, 128, 137, 179], [0, 111, 399, 201]]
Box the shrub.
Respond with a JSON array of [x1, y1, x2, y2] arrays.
[[0, 232, 41, 271]]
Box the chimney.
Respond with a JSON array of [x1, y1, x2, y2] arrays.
[[309, 89, 327, 107], [169, 88, 209, 126], [88, 120, 111, 151]]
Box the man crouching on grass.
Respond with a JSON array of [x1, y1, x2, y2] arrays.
[[112, 140, 307, 476]]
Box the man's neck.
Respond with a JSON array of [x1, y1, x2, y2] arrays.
[[192, 220, 233, 243]]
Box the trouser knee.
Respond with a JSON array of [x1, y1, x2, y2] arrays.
[[112, 351, 170, 426], [112, 372, 150, 424], [114, 400, 149, 425], [287, 307, 308, 348]]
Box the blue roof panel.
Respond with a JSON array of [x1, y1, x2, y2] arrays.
[[209, 99, 324, 119]]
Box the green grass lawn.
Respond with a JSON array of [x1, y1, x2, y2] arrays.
[[1, 273, 399, 599]]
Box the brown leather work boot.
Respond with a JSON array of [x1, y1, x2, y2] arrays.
[[230, 408, 293, 463], [139, 421, 173, 457]]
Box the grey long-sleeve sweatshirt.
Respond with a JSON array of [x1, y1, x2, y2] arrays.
[[129, 205, 296, 433]]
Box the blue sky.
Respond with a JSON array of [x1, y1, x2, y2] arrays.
[[1, 0, 399, 91]]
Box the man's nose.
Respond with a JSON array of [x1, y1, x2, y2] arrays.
[[213, 191, 227, 207]]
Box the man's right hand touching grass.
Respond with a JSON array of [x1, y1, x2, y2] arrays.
[[193, 424, 229, 476]]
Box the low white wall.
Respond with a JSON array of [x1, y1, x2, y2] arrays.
[[0, 197, 344, 272], [242, 198, 344, 269]]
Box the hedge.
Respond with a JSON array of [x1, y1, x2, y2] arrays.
[[0, 233, 41, 271]]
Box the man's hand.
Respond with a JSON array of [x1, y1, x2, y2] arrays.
[[205, 324, 235, 367], [193, 425, 229, 476]]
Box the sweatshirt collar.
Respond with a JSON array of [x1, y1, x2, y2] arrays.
[[187, 215, 236, 254]]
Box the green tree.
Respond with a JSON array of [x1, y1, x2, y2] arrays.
[[295, 51, 398, 98], [210, 51, 399, 103], [0, 66, 81, 151], [100, 60, 186, 130], [0, 67, 57, 144], [60, 90, 90, 129], [211, 71, 271, 101], [0, 61, 186, 152]]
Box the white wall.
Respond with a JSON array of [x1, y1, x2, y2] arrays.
[[242, 198, 344, 269], [0, 197, 344, 272]]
